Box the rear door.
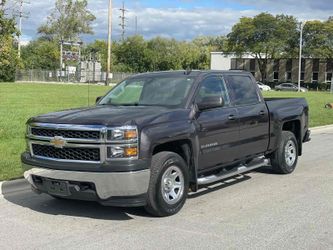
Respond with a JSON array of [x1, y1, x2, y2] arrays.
[[225, 74, 269, 159], [195, 75, 239, 170]]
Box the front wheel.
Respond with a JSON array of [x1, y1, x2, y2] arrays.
[[145, 151, 189, 217], [270, 131, 298, 174]]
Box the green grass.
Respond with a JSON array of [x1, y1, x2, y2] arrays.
[[263, 91, 333, 127], [0, 83, 332, 181], [0, 83, 111, 181]]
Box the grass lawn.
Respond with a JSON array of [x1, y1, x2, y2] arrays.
[[0, 83, 332, 181], [263, 91, 333, 127], [0, 83, 111, 181]]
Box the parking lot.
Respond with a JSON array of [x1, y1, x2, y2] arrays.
[[0, 127, 332, 250]]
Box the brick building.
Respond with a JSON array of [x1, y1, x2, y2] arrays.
[[211, 52, 333, 86]]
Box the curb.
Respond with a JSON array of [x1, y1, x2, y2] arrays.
[[0, 178, 29, 197], [310, 124, 333, 130], [310, 124, 333, 134]]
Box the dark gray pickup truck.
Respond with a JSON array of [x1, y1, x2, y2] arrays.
[[22, 70, 311, 216]]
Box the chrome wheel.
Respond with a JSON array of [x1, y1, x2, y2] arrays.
[[285, 140, 296, 167], [161, 165, 184, 205]]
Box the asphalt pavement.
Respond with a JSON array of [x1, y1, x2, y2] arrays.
[[0, 127, 332, 250]]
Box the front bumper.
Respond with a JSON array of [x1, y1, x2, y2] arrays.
[[23, 164, 150, 207]]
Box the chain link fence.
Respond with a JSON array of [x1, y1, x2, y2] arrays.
[[15, 69, 133, 84]]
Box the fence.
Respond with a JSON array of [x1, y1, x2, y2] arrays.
[[15, 69, 133, 84]]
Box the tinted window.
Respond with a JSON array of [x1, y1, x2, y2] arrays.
[[226, 75, 259, 106], [196, 76, 229, 106]]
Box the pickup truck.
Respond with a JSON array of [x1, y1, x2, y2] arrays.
[[22, 70, 311, 216]]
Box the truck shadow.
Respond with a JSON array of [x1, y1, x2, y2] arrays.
[[189, 166, 275, 199], [1, 180, 149, 220], [2, 166, 274, 220], [188, 175, 252, 199]]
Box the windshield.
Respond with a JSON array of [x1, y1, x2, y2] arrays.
[[99, 75, 195, 107]]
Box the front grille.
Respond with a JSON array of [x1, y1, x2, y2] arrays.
[[31, 128, 100, 140], [32, 144, 100, 162]]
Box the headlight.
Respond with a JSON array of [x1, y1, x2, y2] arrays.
[[106, 126, 139, 159], [107, 126, 138, 141], [107, 145, 138, 159]]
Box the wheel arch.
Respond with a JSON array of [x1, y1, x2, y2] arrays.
[[152, 139, 198, 191], [282, 119, 302, 155]]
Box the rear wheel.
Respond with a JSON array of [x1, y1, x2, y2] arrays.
[[145, 151, 189, 217], [270, 131, 298, 174]]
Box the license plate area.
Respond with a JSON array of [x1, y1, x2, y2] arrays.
[[44, 178, 70, 196]]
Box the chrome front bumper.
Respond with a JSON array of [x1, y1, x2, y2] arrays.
[[23, 164, 150, 200]]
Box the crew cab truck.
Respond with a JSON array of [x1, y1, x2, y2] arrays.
[[22, 70, 311, 216]]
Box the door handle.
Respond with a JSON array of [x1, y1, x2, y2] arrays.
[[259, 111, 266, 116], [228, 114, 236, 120]]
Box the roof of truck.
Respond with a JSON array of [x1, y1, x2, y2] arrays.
[[130, 70, 248, 78]]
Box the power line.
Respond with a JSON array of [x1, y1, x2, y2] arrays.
[[119, 1, 127, 41]]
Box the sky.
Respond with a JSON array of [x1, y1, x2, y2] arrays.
[[7, 0, 333, 44]]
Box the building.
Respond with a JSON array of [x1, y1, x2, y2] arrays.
[[211, 52, 333, 87]]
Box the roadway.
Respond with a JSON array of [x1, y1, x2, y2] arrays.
[[0, 126, 332, 249]]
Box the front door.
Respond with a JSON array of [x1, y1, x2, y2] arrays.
[[195, 75, 240, 171]]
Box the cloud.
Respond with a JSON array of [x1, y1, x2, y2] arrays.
[[11, 0, 333, 43]]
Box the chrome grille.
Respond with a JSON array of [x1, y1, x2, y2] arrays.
[[31, 128, 100, 140], [32, 144, 100, 162]]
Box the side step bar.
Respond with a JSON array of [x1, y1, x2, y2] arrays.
[[197, 158, 270, 185]]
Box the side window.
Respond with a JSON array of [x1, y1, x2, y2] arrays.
[[196, 76, 230, 106], [226, 75, 260, 106]]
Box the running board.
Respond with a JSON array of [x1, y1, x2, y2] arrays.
[[197, 158, 270, 185]]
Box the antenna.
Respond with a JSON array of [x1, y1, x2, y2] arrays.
[[119, 1, 127, 41]]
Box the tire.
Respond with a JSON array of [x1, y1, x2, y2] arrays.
[[145, 151, 189, 217], [270, 131, 298, 174]]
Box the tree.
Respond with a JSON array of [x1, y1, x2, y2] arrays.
[[146, 37, 182, 71], [113, 36, 149, 73], [21, 38, 59, 70], [303, 18, 333, 58], [0, 0, 19, 81], [38, 0, 96, 41], [226, 13, 298, 82]]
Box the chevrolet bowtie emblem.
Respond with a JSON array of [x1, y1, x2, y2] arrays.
[[50, 136, 66, 148]]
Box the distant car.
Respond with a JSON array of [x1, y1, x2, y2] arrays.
[[257, 82, 271, 91], [275, 83, 308, 92]]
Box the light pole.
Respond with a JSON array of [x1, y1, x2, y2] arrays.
[[106, 0, 112, 86], [298, 21, 305, 92]]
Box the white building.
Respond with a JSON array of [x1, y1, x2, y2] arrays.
[[210, 52, 255, 70]]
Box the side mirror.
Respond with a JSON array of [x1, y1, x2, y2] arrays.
[[197, 96, 224, 111], [96, 96, 102, 104]]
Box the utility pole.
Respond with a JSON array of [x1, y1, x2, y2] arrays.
[[106, 0, 112, 86], [135, 16, 138, 35], [16, 0, 29, 58], [119, 1, 127, 41], [298, 21, 304, 92]]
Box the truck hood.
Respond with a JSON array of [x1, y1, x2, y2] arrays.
[[28, 105, 190, 128]]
